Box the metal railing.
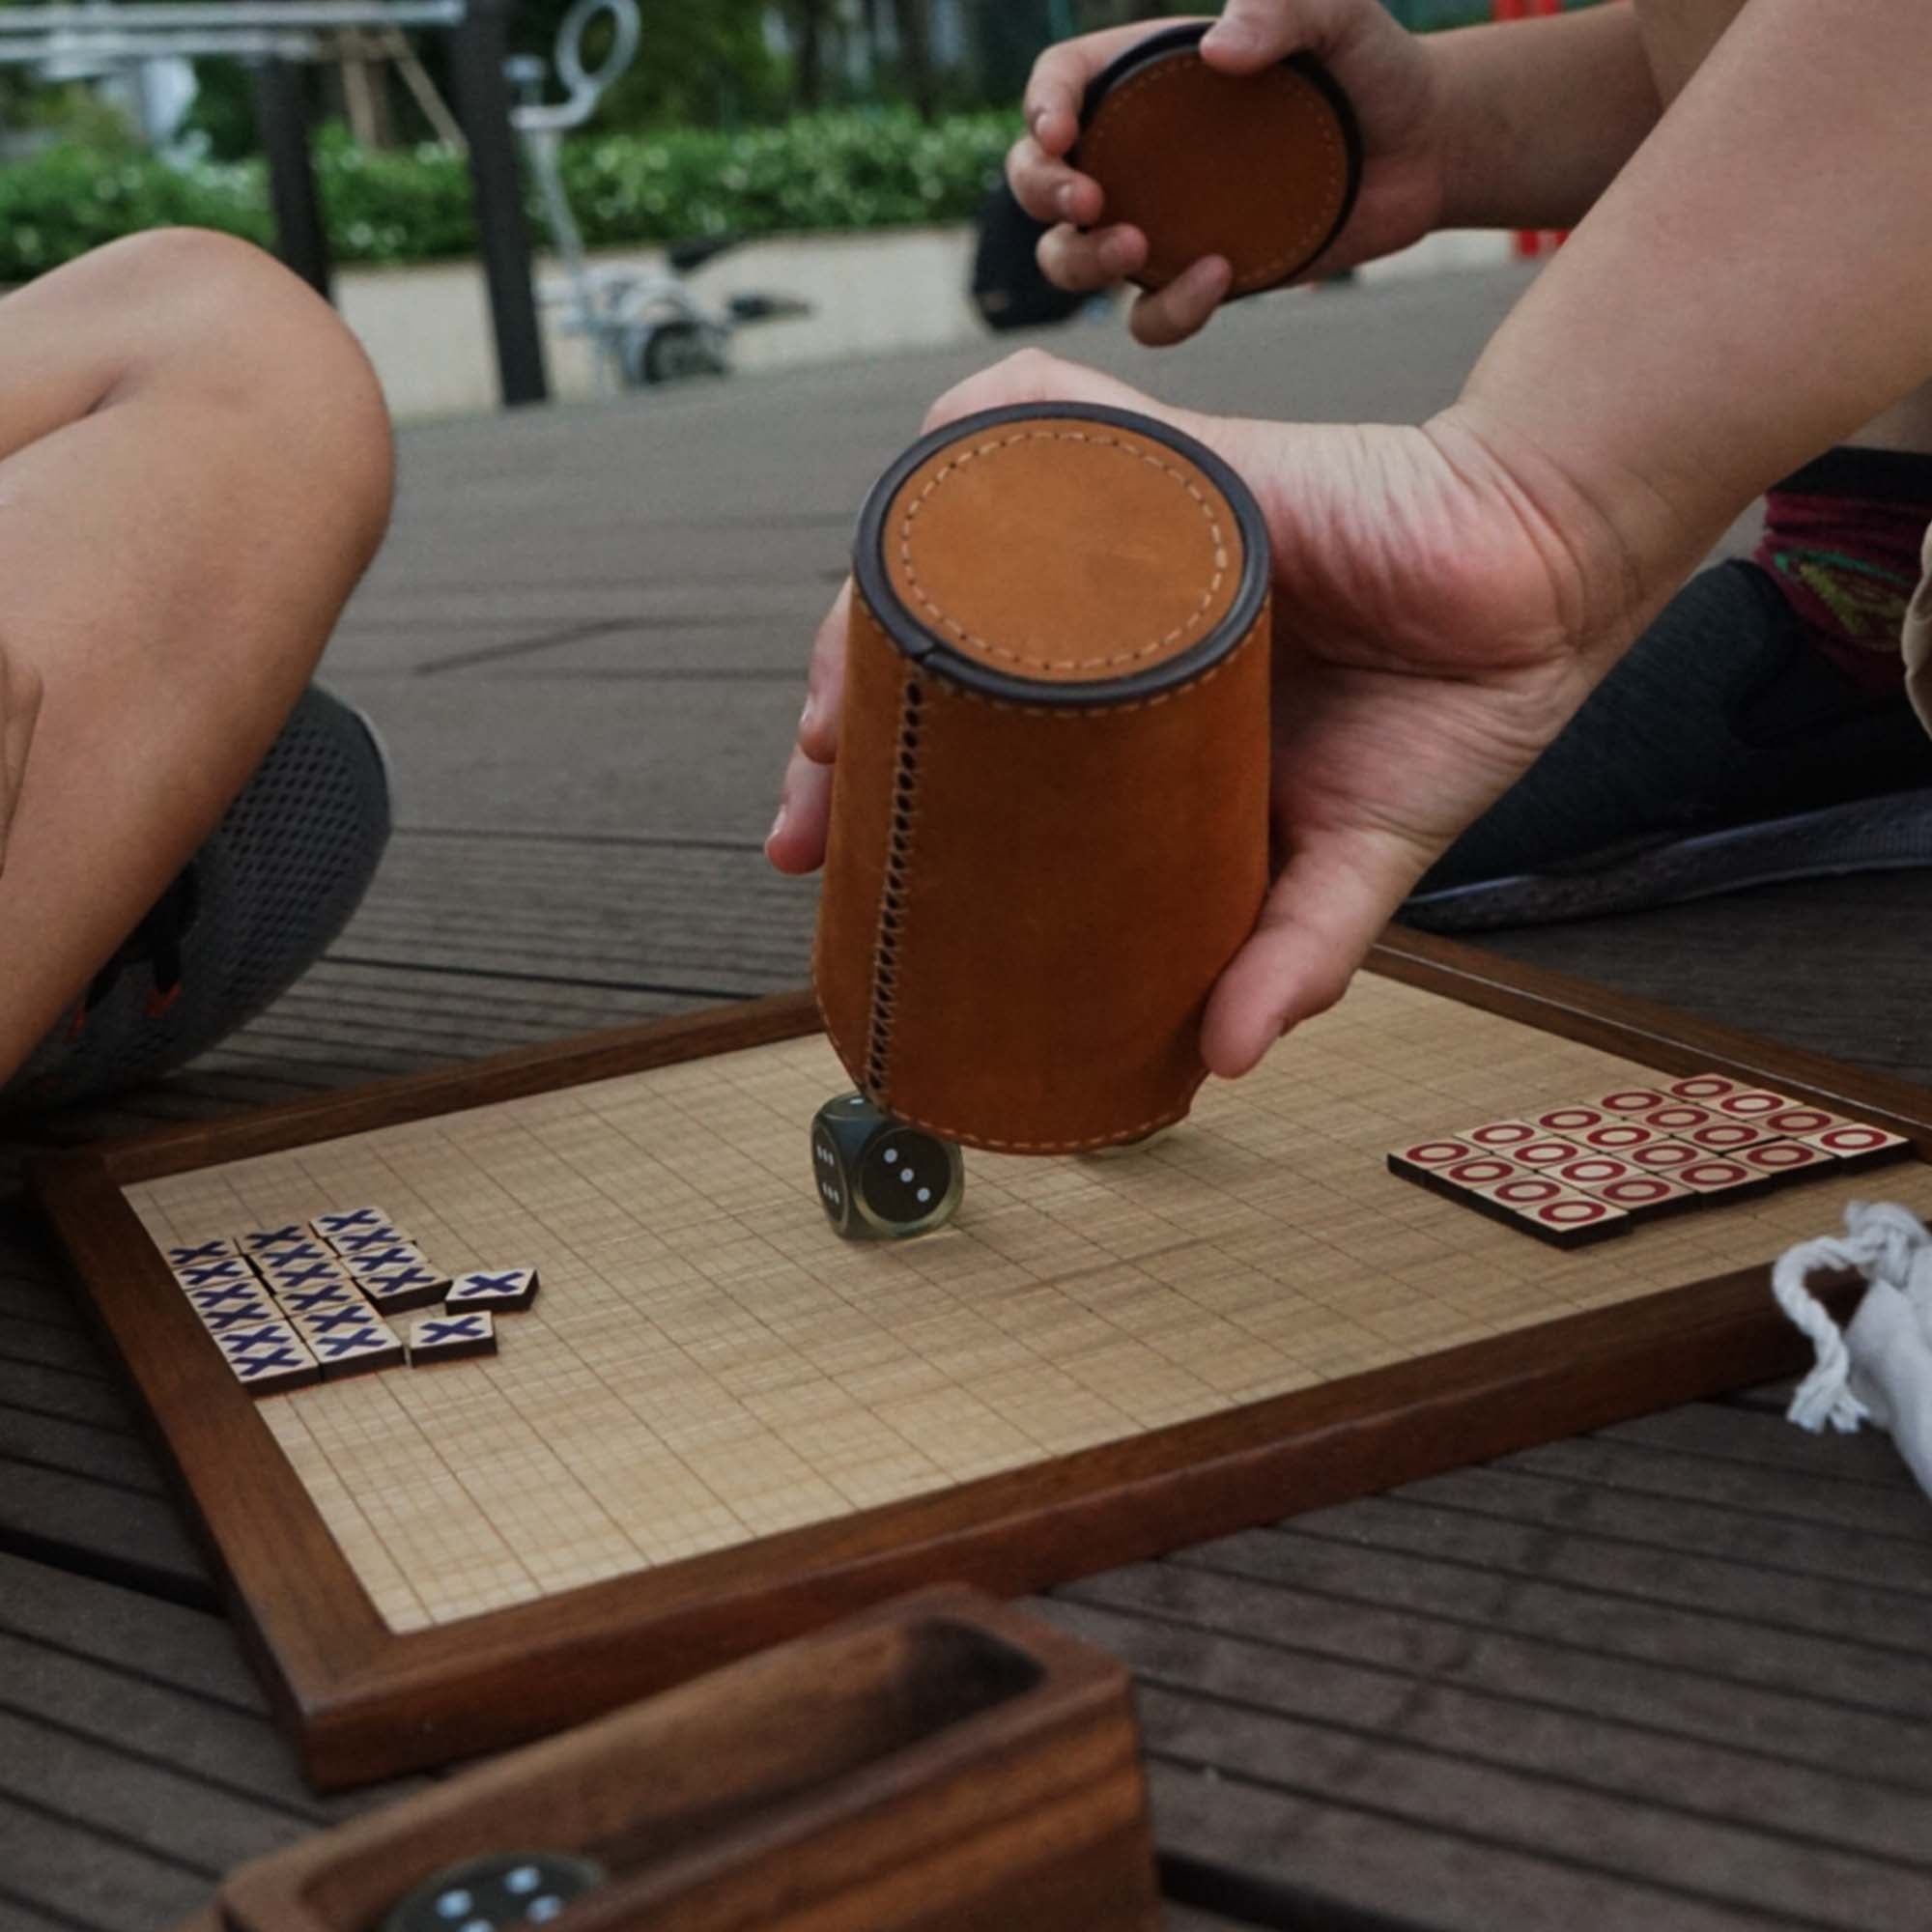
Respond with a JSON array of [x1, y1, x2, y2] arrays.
[[0, 0, 547, 406]]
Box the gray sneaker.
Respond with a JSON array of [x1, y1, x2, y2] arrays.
[[1403, 559, 1932, 931], [3, 684, 391, 1112]]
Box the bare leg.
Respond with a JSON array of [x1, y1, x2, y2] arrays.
[[0, 229, 393, 1084]]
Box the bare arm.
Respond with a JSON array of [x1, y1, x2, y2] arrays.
[[1011, 0, 1662, 346], [1454, 0, 1932, 612], [1435, 1, 1662, 229]]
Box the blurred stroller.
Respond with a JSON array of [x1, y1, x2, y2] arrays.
[[506, 0, 808, 388]]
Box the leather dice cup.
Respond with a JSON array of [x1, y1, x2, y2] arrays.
[[1074, 23, 1362, 298], [814, 401, 1273, 1156]]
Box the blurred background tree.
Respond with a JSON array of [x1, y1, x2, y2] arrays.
[[105, 0, 1600, 163]]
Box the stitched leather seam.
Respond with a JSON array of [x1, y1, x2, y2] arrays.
[[898, 428, 1230, 670], [860, 1081, 1205, 1154], [1083, 59, 1344, 289], [922, 603, 1267, 717], [865, 670, 923, 1097]]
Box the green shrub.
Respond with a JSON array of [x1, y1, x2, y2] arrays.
[[0, 143, 268, 279], [0, 107, 1017, 281]]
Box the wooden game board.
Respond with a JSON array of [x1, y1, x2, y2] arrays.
[[35, 930, 1932, 1789]]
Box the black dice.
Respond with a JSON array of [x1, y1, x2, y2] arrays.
[[811, 1093, 964, 1240]]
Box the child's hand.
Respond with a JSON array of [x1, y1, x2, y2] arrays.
[[1009, 0, 1447, 346], [769, 350, 1643, 1078], [0, 643, 41, 872]]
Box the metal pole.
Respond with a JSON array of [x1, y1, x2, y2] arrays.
[[249, 57, 332, 300], [446, 0, 547, 407]]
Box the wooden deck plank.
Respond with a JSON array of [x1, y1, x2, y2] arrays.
[[0, 1356, 137, 1435], [0, 1554, 421, 1823], [1351, 1477, 1932, 1637], [1137, 1683, 1928, 1932], [1475, 873, 1932, 1084], [0, 1312, 111, 1378], [1599, 1406, 1922, 1492], [330, 830, 815, 995], [0, 1459, 210, 1602], [1495, 1433, 1932, 1538], [1171, 1524, 1932, 1762], [0, 1796, 213, 1932], [0, 1705, 320, 1872], [1143, 1759, 1803, 1932], [1044, 1592, 1932, 1872], [1053, 1556, 1932, 1792]]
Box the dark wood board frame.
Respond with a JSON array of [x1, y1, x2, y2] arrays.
[[31, 929, 1919, 1791]]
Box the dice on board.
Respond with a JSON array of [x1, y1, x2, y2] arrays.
[[810, 1093, 963, 1240]]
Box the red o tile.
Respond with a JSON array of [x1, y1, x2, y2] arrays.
[[1480, 1176, 1566, 1208], [1675, 1158, 1757, 1193], [1512, 1138, 1590, 1167], [1714, 1088, 1794, 1120], [1464, 1121, 1540, 1151], [1668, 1073, 1739, 1101], [1532, 1196, 1618, 1227], [1397, 1139, 1476, 1168], [1807, 1123, 1911, 1158], [1442, 1156, 1521, 1189], [1761, 1106, 1838, 1138], [1576, 1121, 1662, 1152], [1598, 1088, 1670, 1115], [1628, 1139, 1704, 1173], [1646, 1104, 1714, 1134], [1739, 1139, 1832, 1175], [1553, 1155, 1635, 1189], [1684, 1120, 1778, 1153], [1593, 1174, 1691, 1211], [1536, 1106, 1605, 1135]]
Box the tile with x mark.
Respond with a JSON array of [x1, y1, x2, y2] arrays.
[[238, 1224, 311, 1254], [328, 1225, 409, 1256], [341, 1243, 423, 1277], [311, 1206, 395, 1240], [308, 1317, 405, 1379], [264, 1260, 350, 1297], [185, 1282, 274, 1320], [220, 1329, 320, 1394], [174, 1258, 254, 1291], [199, 1297, 284, 1335], [165, 1238, 238, 1269], [217, 1320, 308, 1361], [359, 1263, 452, 1315], [408, 1310, 497, 1365], [294, 1301, 383, 1340], [253, 1239, 333, 1272], [446, 1266, 541, 1314], [277, 1279, 361, 1318]]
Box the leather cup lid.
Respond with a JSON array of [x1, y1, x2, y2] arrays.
[[1074, 23, 1361, 297], [857, 402, 1269, 706]]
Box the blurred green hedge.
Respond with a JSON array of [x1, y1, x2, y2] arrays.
[[0, 107, 1018, 281]]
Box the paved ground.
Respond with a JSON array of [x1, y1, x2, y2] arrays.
[[4, 263, 1931, 1931]]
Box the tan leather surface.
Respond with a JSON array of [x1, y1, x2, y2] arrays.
[[1077, 51, 1351, 294], [876, 610, 1270, 1151], [881, 417, 1242, 685], [818, 412, 1273, 1153], [814, 595, 907, 1088]]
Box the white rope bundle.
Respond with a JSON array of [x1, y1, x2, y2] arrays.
[[1773, 1202, 1932, 1498]]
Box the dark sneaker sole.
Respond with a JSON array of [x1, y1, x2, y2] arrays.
[[1402, 786, 1932, 932]]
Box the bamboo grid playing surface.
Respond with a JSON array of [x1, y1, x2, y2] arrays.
[[124, 972, 1932, 1633]]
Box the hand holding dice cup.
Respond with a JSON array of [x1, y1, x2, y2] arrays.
[[806, 399, 1274, 1236]]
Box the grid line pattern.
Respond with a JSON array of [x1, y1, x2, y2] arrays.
[[125, 975, 1932, 1632]]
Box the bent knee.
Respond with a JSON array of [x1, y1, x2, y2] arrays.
[[102, 230, 394, 562]]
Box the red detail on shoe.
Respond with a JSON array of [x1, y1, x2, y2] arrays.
[[1753, 486, 1929, 692], [146, 983, 183, 1019], [66, 1003, 87, 1042]]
